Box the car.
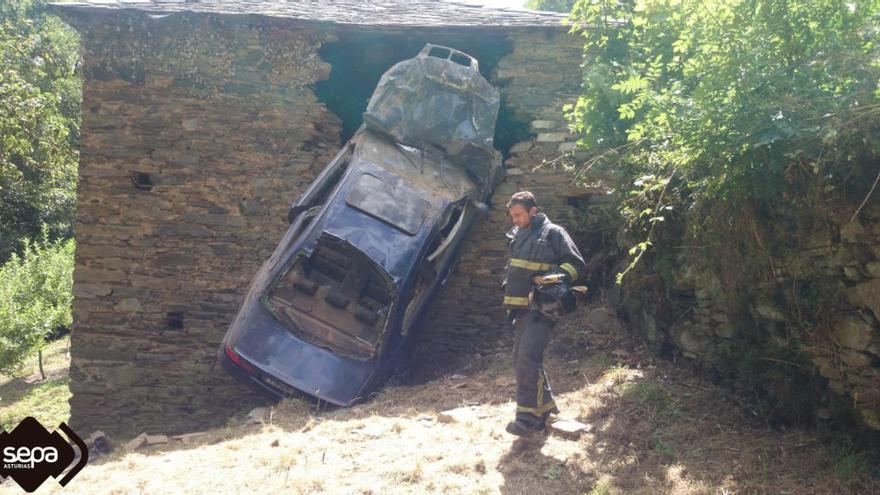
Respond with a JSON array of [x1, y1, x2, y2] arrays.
[[218, 44, 505, 406]]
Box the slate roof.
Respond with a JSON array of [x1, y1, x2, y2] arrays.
[[49, 0, 570, 28]]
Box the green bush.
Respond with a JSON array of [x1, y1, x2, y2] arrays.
[[0, 224, 74, 377], [564, 0, 880, 280]]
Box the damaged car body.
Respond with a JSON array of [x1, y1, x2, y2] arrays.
[[218, 44, 505, 406]]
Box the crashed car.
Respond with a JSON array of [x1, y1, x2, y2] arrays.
[[218, 44, 505, 406]]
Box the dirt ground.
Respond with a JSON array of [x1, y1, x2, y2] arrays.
[[9, 302, 880, 495]]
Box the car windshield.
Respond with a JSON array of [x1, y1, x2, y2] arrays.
[[345, 173, 430, 235]]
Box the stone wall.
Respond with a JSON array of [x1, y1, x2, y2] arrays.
[[68, 12, 341, 437], [493, 29, 583, 122], [617, 198, 880, 431], [63, 10, 593, 439]]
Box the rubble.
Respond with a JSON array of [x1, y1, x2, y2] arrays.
[[246, 407, 271, 424], [437, 406, 488, 424], [124, 433, 149, 451], [547, 419, 593, 439]]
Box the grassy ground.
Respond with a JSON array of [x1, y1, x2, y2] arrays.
[[0, 335, 70, 432], [3, 311, 880, 494]]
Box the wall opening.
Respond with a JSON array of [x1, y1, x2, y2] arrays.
[[314, 29, 529, 156], [131, 171, 154, 191], [166, 311, 185, 330]]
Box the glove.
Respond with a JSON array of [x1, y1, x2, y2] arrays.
[[533, 269, 571, 286]]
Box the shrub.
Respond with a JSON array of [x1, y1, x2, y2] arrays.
[[564, 0, 880, 280], [0, 224, 74, 377]]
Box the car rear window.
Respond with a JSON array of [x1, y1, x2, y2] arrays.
[[345, 173, 429, 235]]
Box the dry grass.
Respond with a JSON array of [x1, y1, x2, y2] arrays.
[[6, 307, 880, 495]]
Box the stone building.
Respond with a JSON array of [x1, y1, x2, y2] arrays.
[[51, 0, 601, 438]]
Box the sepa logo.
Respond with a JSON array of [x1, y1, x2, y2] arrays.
[[0, 417, 88, 492]]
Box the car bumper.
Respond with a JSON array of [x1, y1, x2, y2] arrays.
[[219, 297, 384, 406]]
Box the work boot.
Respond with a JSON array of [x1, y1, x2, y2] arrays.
[[505, 418, 546, 437]]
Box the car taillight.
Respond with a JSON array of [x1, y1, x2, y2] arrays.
[[225, 343, 255, 375]]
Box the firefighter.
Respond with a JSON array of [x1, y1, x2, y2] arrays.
[[501, 191, 587, 436]]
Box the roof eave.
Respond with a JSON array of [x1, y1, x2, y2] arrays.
[[47, 2, 576, 31]]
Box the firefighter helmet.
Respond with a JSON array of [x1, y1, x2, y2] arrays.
[[531, 281, 577, 319]]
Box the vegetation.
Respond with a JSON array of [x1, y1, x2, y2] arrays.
[[526, 0, 576, 12], [0, 0, 80, 263], [562, 0, 880, 281], [0, 225, 74, 378], [0, 0, 78, 383]]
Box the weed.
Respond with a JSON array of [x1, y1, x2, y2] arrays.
[[543, 464, 563, 480]]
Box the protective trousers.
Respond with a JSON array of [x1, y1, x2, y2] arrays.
[[511, 308, 558, 426]]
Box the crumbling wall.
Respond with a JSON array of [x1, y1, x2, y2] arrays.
[[68, 12, 341, 437]]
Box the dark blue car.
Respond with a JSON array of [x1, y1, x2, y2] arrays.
[[218, 44, 504, 406]]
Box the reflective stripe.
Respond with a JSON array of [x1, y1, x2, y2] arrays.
[[509, 258, 555, 271], [537, 368, 544, 409], [516, 399, 558, 416], [559, 262, 578, 279], [503, 295, 530, 307], [517, 370, 556, 417]]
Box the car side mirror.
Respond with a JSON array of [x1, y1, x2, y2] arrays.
[[473, 201, 490, 217]]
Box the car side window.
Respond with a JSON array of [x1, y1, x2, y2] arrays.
[[402, 203, 464, 334]]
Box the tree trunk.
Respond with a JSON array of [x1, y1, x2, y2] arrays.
[[38, 349, 45, 380]]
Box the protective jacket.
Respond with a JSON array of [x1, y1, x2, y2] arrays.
[[502, 212, 586, 309]]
